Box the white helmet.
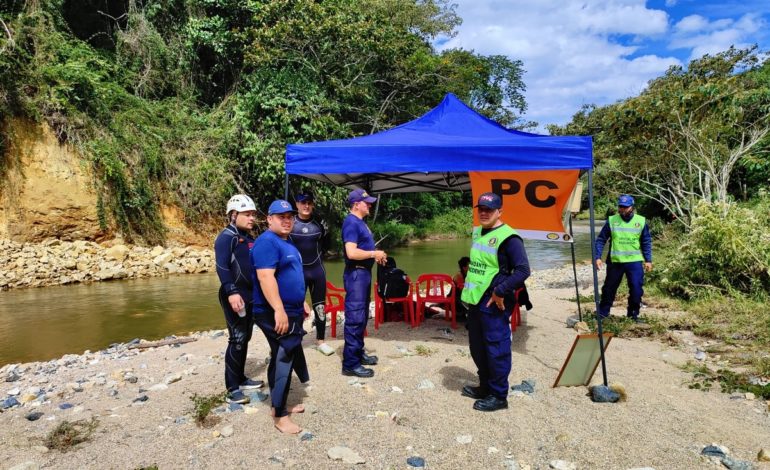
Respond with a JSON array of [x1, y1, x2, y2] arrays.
[[226, 194, 256, 214]]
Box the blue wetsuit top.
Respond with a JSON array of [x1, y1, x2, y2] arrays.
[[341, 213, 375, 270], [594, 212, 652, 263], [214, 224, 255, 302], [289, 215, 326, 266], [250, 230, 306, 317]]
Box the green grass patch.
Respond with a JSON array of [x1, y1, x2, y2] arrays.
[[189, 392, 226, 427], [682, 363, 770, 399], [414, 344, 436, 357], [44, 418, 99, 452]]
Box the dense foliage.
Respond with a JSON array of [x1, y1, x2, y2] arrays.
[[0, 0, 528, 243], [552, 47, 770, 227]]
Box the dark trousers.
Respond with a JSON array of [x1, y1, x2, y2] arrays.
[[304, 262, 327, 341], [218, 286, 254, 392], [598, 261, 644, 318], [342, 268, 371, 370], [254, 314, 309, 418], [467, 302, 512, 399]]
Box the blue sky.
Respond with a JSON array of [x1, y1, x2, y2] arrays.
[[436, 0, 770, 131]]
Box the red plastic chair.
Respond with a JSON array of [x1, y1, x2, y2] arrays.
[[374, 278, 414, 329], [414, 274, 457, 329], [325, 281, 346, 338], [510, 287, 524, 333]]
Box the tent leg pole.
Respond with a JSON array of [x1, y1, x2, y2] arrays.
[[284, 173, 289, 200], [588, 170, 608, 387], [569, 216, 582, 322]]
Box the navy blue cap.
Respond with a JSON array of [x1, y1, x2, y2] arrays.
[[348, 189, 377, 205], [268, 199, 297, 215], [474, 192, 502, 209], [295, 192, 314, 203], [618, 194, 635, 207]]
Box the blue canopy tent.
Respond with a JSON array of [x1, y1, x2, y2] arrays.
[[285, 93, 610, 386], [286, 93, 592, 192]]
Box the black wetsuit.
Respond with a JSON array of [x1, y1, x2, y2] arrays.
[[214, 224, 256, 393], [289, 215, 328, 341]]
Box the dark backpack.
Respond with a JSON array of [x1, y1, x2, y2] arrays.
[[377, 257, 410, 299]]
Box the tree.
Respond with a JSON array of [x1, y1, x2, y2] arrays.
[[552, 47, 770, 227]]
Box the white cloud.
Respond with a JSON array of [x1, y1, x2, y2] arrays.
[[670, 13, 765, 60], [438, 0, 679, 129], [674, 14, 709, 33]]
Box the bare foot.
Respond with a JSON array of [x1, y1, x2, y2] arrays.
[[270, 404, 305, 416], [273, 415, 302, 434]]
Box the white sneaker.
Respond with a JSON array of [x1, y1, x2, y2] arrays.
[[316, 343, 335, 356]]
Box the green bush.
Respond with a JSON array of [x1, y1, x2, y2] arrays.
[[420, 207, 473, 237], [654, 200, 770, 298], [368, 220, 415, 249]]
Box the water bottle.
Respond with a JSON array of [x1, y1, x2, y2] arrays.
[[237, 306, 247, 318]]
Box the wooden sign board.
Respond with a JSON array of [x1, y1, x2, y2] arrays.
[[553, 333, 612, 387]]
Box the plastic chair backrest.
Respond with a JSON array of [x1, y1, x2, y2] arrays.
[[326, 281, 345, 312], [416, 273, 454, 301]]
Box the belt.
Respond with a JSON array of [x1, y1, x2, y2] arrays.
[[347, 265, 371, 270]]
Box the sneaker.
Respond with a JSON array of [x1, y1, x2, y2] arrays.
[[226, 390, 250, 404], [316, 343, 335, 356], [630, 317, 647, 324], [240, 378, 264, 390]]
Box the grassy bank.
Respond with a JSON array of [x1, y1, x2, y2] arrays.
[[576, 198, 770, 397]]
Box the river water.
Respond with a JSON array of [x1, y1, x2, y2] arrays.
[[0, 224, 596, 365]]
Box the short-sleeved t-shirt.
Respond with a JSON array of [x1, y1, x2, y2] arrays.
[[250, 230, 306, 317], [341, 213, 375, 269]]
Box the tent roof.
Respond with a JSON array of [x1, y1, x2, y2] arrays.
[[285, 93, 592, 193]]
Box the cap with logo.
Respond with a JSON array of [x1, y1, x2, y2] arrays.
[[268, 199, 297, 215], [295, 192, 314, 203], [617, 194, 635, 207], [348, 188, 377, 205], [474, 192, 502, 209]]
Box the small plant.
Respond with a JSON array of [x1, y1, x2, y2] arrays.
[[682, 363, 770, 399], [414, 344, 435, 357], [44, 418, 99, 452], [190, 392, 226, 427]]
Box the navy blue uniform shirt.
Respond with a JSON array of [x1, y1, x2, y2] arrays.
[[341, 213, 375, 270], [250, 231, 306, 317]]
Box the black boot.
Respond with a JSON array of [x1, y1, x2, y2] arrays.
[[461, 385, 489, 399], [473, 395, 508, 412]]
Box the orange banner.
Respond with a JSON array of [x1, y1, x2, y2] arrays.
[[469, 170, 580, 242]]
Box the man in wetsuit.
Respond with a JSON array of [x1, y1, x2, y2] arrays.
[[251, 199, 310, 434], [214, 194, 264, 404], [460, 192, 530, 412], [341, 189, 387, 378], [289, 192, 334, 356]]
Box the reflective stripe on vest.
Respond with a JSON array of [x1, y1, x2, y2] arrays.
[[461, 224, 518, 305], [609, 213, 645, 263]]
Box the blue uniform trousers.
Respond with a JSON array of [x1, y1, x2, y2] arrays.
[[467, 302, 512, 399], [342, 268, 371, 370], [598, 261, 644, 319], [254, 314, 309, 418]]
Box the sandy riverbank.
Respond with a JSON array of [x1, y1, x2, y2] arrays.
[[1, 271, 768, 470]]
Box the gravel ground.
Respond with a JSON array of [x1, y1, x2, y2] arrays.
[[1, 276, 769, 470]]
